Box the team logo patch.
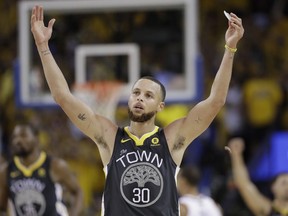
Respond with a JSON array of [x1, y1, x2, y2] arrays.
[[15, 189, 46, 216], [120, 162, 163, 207], [151, 137, 160, 146], [10, 171, 20, 178], [38, 168, 46, 177]]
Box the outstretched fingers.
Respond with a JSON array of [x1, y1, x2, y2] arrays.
[[35, 5, 39, 21], [31, 6, 36, 23], [48, 18, 56, 30], [31, 6, 41, 25], [40, 6, 44, 21], [31, 5, 42, 22]]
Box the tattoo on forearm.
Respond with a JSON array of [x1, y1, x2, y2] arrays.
[[195, 116, 202, 124], [41, 50, 51, 56], [78, 113, 86, 121]]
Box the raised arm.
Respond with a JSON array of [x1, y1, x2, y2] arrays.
[[227, 138, 271, 215], [165, 13, 244, 164], [30, 5, 117, 165]]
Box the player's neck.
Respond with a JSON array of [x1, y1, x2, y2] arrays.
[[129, 121, 156, 138], [186, 187, 199, 196]]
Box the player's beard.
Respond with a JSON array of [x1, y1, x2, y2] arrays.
[[128, 108, 156, 122], [12, 143, 32, 158], [14, 149, 31, 157]]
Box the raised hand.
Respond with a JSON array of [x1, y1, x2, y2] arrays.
[[227, 137, 245, 155], [225, 13, 244, 48], [31, 5, 55, 46]]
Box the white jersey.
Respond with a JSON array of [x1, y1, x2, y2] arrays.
[[179, 194, 222, 216]]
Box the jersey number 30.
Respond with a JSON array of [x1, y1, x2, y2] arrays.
[[132, 188, 150, 203]]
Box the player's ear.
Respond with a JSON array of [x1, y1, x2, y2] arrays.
[[157, 102, 165, 112]]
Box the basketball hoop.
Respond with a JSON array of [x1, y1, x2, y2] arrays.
[[72, 81, 125, 122]]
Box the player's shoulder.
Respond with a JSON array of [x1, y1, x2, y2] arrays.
[[199, 195, 222, 212], [50, 155, 69, 170], [49, 155, 73, 182], [199, 194, 217, 203]]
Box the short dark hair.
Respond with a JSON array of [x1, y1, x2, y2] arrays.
[[14, 121, 40, 137], [140, 76, 166, 102], [179, 165, 201, 186]]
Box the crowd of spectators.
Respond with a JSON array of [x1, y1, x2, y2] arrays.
[[1, 0, 288, 215]]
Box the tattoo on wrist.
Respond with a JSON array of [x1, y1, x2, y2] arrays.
[[40, 50, 51, 55], [78, 113, 86, 121]]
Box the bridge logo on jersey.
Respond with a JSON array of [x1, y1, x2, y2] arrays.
[[37, 168, 46, 177], [120, 162, 163, 207]]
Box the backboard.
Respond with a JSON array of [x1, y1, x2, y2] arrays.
[[17, 0, 200, 108]]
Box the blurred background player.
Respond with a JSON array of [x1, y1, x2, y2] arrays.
[[177, 165, 223, 216], [227, 137, 288, 216], [0, 123, 83, 216]]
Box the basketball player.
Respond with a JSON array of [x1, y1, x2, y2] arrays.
[[227, 138, 288, 216], [177, 165, 223, 216], [30, 5, 244, 215], [0, 123, 83, 216]]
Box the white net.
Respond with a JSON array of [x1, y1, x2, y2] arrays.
[[72, 81, 124, 122]]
